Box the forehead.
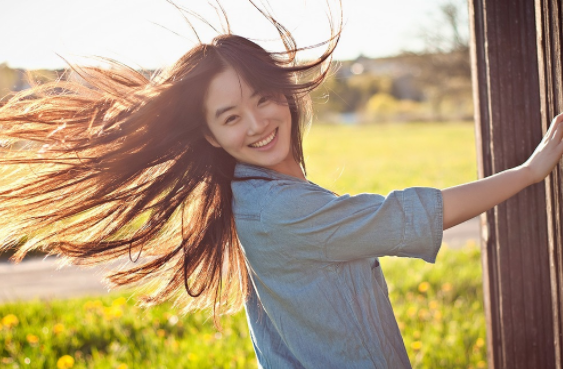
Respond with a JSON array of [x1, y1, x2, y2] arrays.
[[205, 68, 252, 111]]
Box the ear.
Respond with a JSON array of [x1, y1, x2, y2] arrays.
[[204, 133, 221, 148]]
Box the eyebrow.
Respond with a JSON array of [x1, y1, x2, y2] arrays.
[[214, 90, 260, 119], [215, 106, 235, 119]]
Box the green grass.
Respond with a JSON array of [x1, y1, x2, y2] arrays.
[[0, 246, 486, 369], [0, 122, 486, 368], [304, 122, 477, 195], [0, 293, 255, 368], [382, 242, 487, 369]]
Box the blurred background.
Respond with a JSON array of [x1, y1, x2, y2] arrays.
[[0, 1, 485, 368], [0, 0, 472, 123]]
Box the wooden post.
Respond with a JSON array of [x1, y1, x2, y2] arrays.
[[470, 0, 557, 367], [536, 0, 563, 366]]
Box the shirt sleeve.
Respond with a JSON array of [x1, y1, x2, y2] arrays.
[[260, 182, 443, 264]]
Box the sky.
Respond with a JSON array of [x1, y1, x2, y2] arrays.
[[0, 0, 468, 70]]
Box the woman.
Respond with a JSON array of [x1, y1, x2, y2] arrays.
[[1, 3, 562, 368]]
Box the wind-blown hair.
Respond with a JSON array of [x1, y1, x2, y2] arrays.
[[0, 4, 340, 319]]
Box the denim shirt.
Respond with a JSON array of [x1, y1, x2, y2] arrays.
[[231, 163, 443, 369]]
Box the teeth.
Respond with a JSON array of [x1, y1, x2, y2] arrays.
[[250, 129, 277, 148]]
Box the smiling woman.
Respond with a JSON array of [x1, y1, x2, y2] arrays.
[[1, 1, 563, 368], [204, 68, 301, 179], [0, 0, 339, 336]]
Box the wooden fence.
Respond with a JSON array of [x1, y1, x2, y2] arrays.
[[470, 0, 562, 367]]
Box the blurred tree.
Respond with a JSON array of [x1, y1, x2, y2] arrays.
[[365, 93, 398, 122], [365, 93, 427, 123], [405, 0, 473, 121], [311, 70, 389, 119]]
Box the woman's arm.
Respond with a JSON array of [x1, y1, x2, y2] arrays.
[[442, 113, 563, 230]]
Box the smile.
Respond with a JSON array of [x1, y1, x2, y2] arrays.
[[249, 128, 278, 148]]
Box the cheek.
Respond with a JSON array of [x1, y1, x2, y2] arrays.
[[214, 127, 247, 152], [282, 105, 293, 124]]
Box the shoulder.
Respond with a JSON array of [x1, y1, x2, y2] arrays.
[[231, 177, 321, 214], [261, 181, 387, 225], [266, 181, 337, 207], [232, 177, 327, 209]]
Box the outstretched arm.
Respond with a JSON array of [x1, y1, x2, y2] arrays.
[[442, 113, 563, 230]]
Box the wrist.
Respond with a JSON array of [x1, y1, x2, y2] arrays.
[[515, 164, 539, 187]]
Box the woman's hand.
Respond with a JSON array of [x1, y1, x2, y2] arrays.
[[441, 113, 563, 229], [522, 112, 563, 184]]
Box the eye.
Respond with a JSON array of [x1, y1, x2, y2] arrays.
[[258, 95, 271, 105], [224, 115, 238, 125]]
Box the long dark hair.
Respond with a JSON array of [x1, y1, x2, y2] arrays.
[[0, 2, 341, 320]]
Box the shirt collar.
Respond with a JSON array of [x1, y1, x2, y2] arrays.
[[234, 162, 306, 182]]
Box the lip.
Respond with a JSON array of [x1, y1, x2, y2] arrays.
[[248, 128, 278, 150]]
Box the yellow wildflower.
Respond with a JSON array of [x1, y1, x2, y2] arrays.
[[157, 329, 166, 338], [476, 337, 485, 348], [187, 352, 198, 361], [418, 282, 430, 293], [57, 355, 75, 369], [429, 300, 439, 310], [83, 300, 103, 311], [477, 360, 486, 368], [411, 341, 422, 351], [26, 334, 39, 344], [53, 323, 65, 334], [116, 364, 128, 369], [441, 282, 452, 292], [2, 314, 19, 328], [103, 306, 123, 320], [112, 297, 127, 307], [407, 306, 417, 317]]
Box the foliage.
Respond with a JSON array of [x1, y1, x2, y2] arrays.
[[364, 93, 428, 122], [310, 72, 385, 115], [402, 0, 473, 121], [0, 246, 486, 369], [308, 0, 473, 123], [0, 294, 255, 368], [383, 242, 487, 369]]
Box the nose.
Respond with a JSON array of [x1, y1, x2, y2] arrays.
[[246, 109, 267, 136]]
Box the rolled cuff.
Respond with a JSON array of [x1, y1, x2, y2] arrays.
[[401, 187, 443, 263]]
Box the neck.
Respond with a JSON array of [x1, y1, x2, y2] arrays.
[[264, 158, 307, 182]]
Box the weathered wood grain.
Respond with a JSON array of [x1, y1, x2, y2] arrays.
[[470, 0, 558, 367]]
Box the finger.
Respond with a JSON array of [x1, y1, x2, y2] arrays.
[[553, 117, 563, 142], [547, 113, 563, 139], [552, 112, 563, 127]]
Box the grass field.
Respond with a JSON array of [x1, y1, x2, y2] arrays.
[[0, 122, 485, 368], [304, 122, 478, 194], [0, 245, 486, 369]]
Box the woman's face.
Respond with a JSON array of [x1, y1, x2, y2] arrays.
[[204, 67, 303, 178]]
